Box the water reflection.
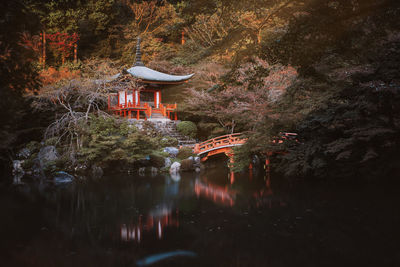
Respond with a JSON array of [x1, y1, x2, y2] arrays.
[[195, 179, 236, 207], [12, 168, 283, 248], [120, 208, 179, 243], [5, 167, 399, 267]]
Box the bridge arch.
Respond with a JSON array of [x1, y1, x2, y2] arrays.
[[193, 133, 245, 162]]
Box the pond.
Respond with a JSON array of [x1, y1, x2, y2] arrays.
[[0, 166, 399, 266]]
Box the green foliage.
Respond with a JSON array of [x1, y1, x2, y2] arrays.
[[176, 147, 195, 160], [44, 137, 58, 146], [77, 116, 159, 168], [177, 121, 197, 138], [26, 141, 40, 154], [149, 154, 165, 168], [231, 145, 252, 172], [197, 121, 225, 139], [159, 136, 179, 147]]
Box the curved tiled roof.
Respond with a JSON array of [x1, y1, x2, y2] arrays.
[[126, 66, 194, 83]]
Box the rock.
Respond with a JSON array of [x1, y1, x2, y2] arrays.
[[38, 146, 59, 169], [53, 171, 74, 184], [169, 162, 181, 174], [164, 157, 172, 169], [188, 156, 194, 161], [163, 147, 179, 157], [194, 157, 201, 164], [91, 165, 103, 178], [17, 148, 31, 159], [195, 167, 201, 173], [12, 160, 25, 174]]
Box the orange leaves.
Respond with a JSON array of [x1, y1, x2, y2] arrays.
[[39, 67, 80, 85]]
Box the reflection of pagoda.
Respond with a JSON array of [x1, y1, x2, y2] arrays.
[[108, 37, 194, 120], [121, 207, 179, 243]]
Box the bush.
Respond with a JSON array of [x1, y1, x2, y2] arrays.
[[177, 121, 197, 138], [78, 116, 160, 167], [159, 136, 178, 147], [177, 147, 195, 160], [26, 141, 40, 154], [149, 154, 165, 168]]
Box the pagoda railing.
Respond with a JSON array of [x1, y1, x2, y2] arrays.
[[108, 100, 177, 120]]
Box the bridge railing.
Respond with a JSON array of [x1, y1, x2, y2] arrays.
[[193, 133, 246, 155]]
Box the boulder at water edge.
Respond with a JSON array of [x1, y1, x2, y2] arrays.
[[164, 157, 172, 169], [169, 162, 181, 174]]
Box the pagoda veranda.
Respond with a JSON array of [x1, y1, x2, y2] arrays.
[[107, 37, 194, 122], [104, 37, 197, 147]]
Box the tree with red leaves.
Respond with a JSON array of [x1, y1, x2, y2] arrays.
[[46, 32, 79, 65]]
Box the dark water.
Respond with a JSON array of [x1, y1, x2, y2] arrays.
[[1, 167, 399, 267]]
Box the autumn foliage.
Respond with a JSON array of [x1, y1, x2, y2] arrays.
[[39, 67, 80, 85], [183, 57, 297, 133], [46, 32, 79, 64]]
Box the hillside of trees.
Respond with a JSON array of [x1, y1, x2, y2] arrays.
[[1, 0, 399, 180]]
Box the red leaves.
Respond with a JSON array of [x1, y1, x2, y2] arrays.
[[46, 32, 79, 61]]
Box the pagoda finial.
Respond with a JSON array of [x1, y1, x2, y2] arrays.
[[134, 36, 145, 67]]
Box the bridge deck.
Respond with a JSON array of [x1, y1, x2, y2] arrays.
[[193, 133, 246, 156]]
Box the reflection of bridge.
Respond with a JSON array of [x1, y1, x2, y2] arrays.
[[193, 133, 246, 162], [194, 179, 236, 207]]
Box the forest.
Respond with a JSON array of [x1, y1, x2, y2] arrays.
[[1, 0, 400, 180]]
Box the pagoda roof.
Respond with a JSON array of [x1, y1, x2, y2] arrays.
[[125, 37, 193, 84], [126, 65, 194, 83]]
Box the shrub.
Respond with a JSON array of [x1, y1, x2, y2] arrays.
[[149, 154, 165, 168], [177, 121, 197, 138], [159, 136, 178, 147], [26, 141, 40, 154], [177, 147, 195, 160]]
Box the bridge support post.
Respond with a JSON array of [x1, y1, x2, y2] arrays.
[[225, 151, 235, 184], [249, 163, 253, 181]]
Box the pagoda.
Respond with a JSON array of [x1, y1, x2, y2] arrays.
[[107, 37, 194, 120]]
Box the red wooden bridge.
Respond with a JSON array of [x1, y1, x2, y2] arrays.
[[193, 133, 246, 162], [193, 132, 298, 163]]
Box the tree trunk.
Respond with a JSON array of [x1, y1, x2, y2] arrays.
[[74, 43, 78, 63], [181, 30, 185, 45], [257, 29, 262, 44], [43, 31, 46, 67]]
